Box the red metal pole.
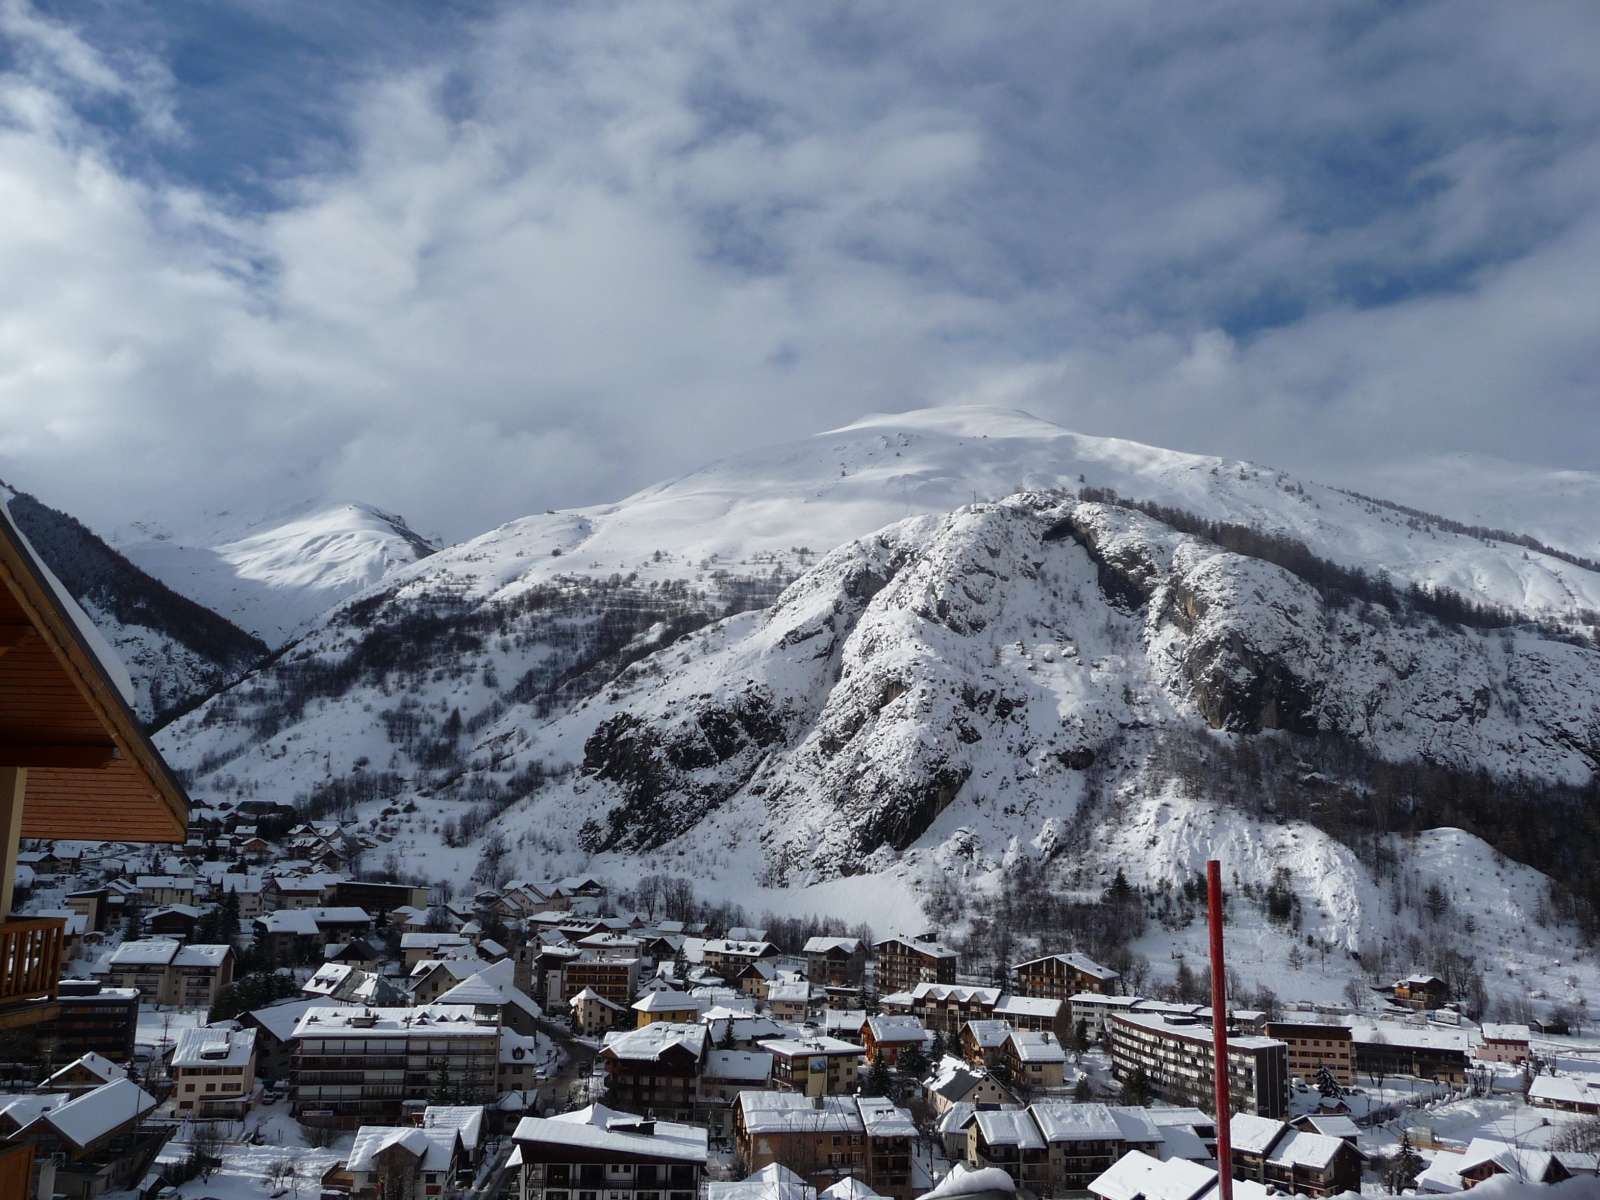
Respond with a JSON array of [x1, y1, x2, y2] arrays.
[[1208, 859, 1234, 1200]]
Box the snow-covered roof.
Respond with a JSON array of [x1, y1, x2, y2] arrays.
[[423, 1104, 487, 1148], [857, 1097, 916, 1139], [704, 1050, 773, 1082], [108, 939, 181, 965], [135, 875, 196, 889], [1069, 992, 1144, 1008], [436, 963, 543, 1020], [1479, 1023, 1532, 1043], [148, 904, 201, 920], [569, 987, 624, 1010], [304, 963, 356, 994], [1229, 1113, 1288, 1157], [767, 981, 811, 1004], [1416, 1149, 1465, 1193], [1351, 1022, 1469, 1053], [401, 932, 470, 949], [821, 1175, 880, 1200], [1296, 1114, 1360, 1140], [1265, 1129, 1350, 1171], [993, 995, 1061, 1018], [0, 1093, 67, 1131], [292, 1005, 494, 1039], [247, 998, 333, 1042], [737, 1092, 862, 1135], [961, 1019, 1011, 1047], [1014, 951, 1120, 980], [1006, 1030, 1066, 1062], [173, 944, 230, 968], [1459, 1137, 1558, 1182], [633, 988, 704, 1012], [1114, 1011, 1283, 1051], [758, 1035, 861, 1058], [803, 936, 862, 954], [877, 935, 958, 959], [1529, 1075, 1600, 1107], [1105, 1108, 1162, 1145], [969, 1109, 1045, 1150], [172, 1027, 256, 1069], [349, 1125, 458, 1172], [709, 1163, 813, 1200], [910, 982, 999, 1004], [42, 1052, 122, 1088], [513, 1103, 708, 1162], [865, 1015, 926, 1042], [920, 1163, 1018, 1200], [1029, 1103, 1121, 1142], [602, 1022, 708, 1062], [1157, 1124, 1210, 1162], [1089, 1151, 1215, 1200], [41, 1078, 157, 1149]]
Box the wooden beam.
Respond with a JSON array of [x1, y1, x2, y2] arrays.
[[0, 622, 32, 658], [0, 767, 21, 916], [0, 743, 118, 769]]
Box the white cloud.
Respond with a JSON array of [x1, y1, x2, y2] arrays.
[[1, 0, 1600, 541]]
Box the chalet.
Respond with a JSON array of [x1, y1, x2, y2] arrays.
[[734, 958, 779, 998], [873, 935, 958, 996], [1291, 1114, 1360, 1144], [436, 961, 545, 1036], [411, 957, 485, 1004], [0, 500, 191, 1034], [702, 939, 781, 975], [1391, 973, 1450, 1011], [633, 988, 706, 1027], [8, 1077, 161, 1198], [237, 997, 324, 1082], [699, 1050, 775, 1135], [37, 1051, 123, 1097], [262, 872, 343, 911], [767, 980, 813, 1022], [735, 1093, 864, 1193], [348, 1124, 465, 1199], [960, 1020, 1014, 1069], [1028, 1104, 1165, 1195], [401, 931, 473, 966], [1002, 1030, 1067, 1088], [924, 1058, 1019, 1115], [1229, 1113, 1364, 1198], [146, 904, 200, 939], [1013, 952, 1121, 999], [513, 1103, 707, 1200], [861, 1016, 928, 1066], [1456, 1138, 1571, 1189], [805, 937, 867, 987], [962, 1108, 1048, 1193], [1087, 1152, 1221, 1200], [252, 906, 372, 960], [600, 1022, 709, 1121], [213, 872, 266, 918]]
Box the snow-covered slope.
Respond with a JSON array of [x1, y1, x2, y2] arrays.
[[116, 502, 438, 645], [1, 486, 267, 725], [153, 408, 1600, 1012]]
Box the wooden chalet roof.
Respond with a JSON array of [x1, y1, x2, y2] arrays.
[[0, 503, 187, 842]]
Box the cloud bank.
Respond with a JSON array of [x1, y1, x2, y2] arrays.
[[2, 0, 1600, 541]]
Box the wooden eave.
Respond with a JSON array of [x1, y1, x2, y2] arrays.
[[0, 506, 188, 842]]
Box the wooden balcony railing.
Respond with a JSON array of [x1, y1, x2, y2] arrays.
[[0, 914, 64, 1027]]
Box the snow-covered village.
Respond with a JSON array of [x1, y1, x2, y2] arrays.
[[4, 4, 1600, 1200]]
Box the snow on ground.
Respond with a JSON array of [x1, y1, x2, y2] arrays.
[[142, 1110, 353, 1200]]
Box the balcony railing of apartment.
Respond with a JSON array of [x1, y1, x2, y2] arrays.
[[0, 914, 65, 1028]]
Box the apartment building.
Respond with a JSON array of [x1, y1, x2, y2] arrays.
[[599, 1023, 709, 1122], [1013, 953, 1121, 999], [561, 953, 642, 1007], [1263, 1022, 1354, 1087], [761, 1037, 863, 1097], [172, 1027, 257, 1118], [735, 1092, 917, 1199], [134, 876, 197, 907], [104, 940, 234, 1007], [1230, 1113, 1364, 1198], [804, 938, 867, 987], [35, 979, 139, 1062], [873, 937, 958, 996], [514, 1103, 708, 1200], [900, 984, 1000, 1034], [1108, 1012, 1289, 1119], [291, 1005, 499, 1128], [1349, 1022, 1470, 1083]]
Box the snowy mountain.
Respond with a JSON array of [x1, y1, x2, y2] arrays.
[[152, 408, 1600, 1014], [1, 486, 268, 726], [114, 502, 438, 647]]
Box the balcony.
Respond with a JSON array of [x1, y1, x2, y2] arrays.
[[0, 915, 65, 1029]]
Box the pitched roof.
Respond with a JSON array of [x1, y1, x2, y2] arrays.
[[602, 1023, 709, 1062], [349, 1125, 459, 1172], [1088, 1151, 1215, 1200], [513, 1103, 708, 1162], [0, 498, 189, 841], [423, 1104, 487, 1148], [41, 1051, 122, 1088], [39, 1077, 157, 1150], [1229, 1114, 1289, 1157], [172, 1027, 256, 1068], [737, 1092, 862, 1135]]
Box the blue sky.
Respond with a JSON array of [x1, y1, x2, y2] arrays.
[[2, 0, 1599, 541]]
